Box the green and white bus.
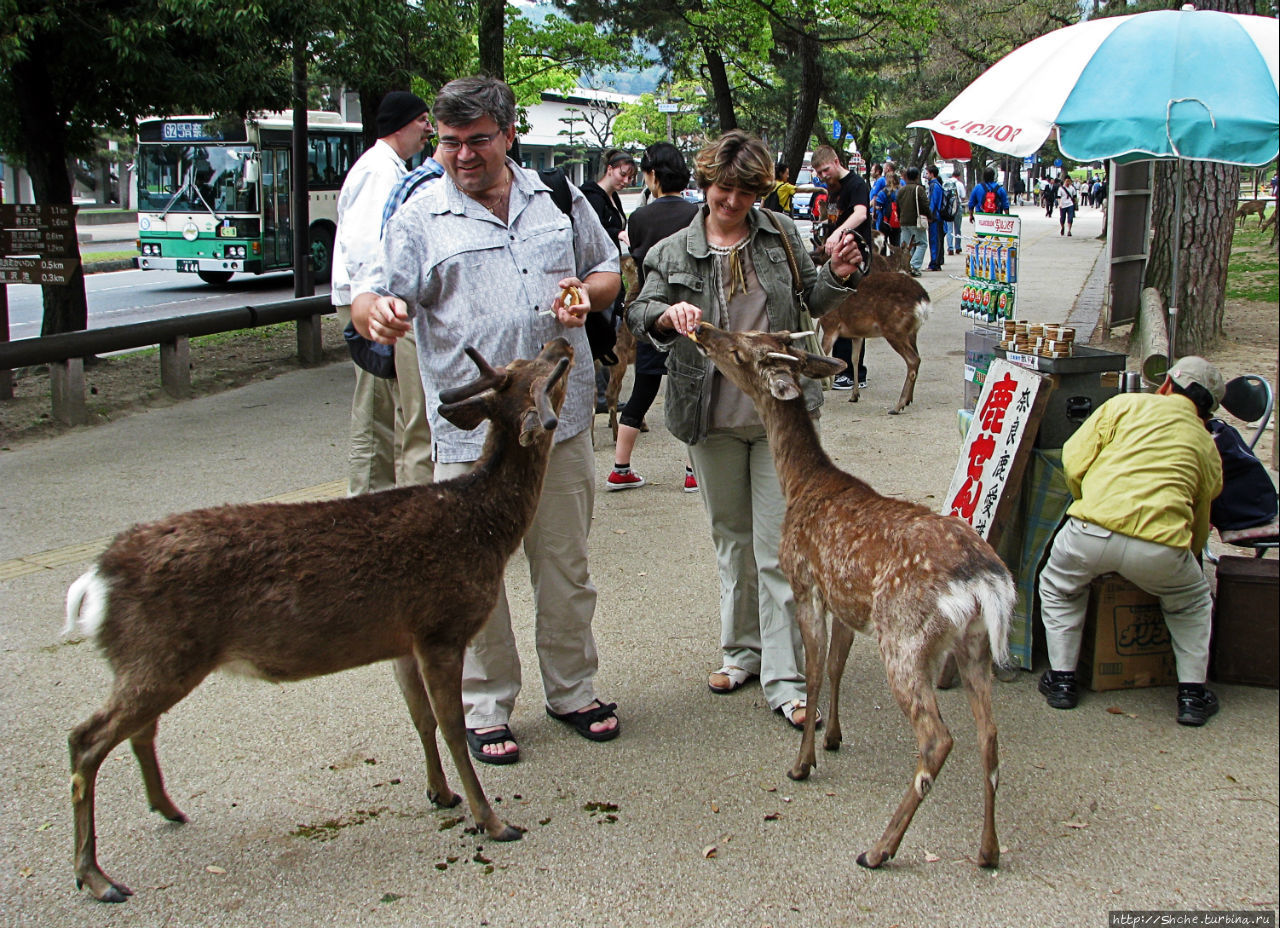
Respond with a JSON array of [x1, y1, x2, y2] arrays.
[[135, 112, 363, 284]]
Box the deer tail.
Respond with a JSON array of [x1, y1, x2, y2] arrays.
[[63, 567, 108, 641]]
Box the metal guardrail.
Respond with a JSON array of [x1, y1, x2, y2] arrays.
[[0, 295, 333, 425]]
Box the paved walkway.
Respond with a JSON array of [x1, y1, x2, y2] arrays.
[[2, 203, 1276, 927]]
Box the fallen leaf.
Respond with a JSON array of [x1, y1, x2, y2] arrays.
[[1032, 762, 1046, 770], [925, 852, 941, 863], [37, 822, 52, 831], [710, 802, 719, 814], [206, 865, 227, 874], [999, 845, 1009, 854], [825, 792, 837, 797], [1089, 799, 1098, 813], [764, 813, 780, 822], [701, 845, 717, 859], [19, 867, 33, 878], [1062, 821, 1088, 830], [613, 529, 627, 535], [1226, 774, 1238, 783], [1153, 805, 1162, 811], [1106, 706, 1125, 715]]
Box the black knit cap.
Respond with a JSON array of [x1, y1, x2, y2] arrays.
[[376, 91, 430, 138]]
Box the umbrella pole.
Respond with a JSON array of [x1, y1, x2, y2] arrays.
[[1167, 160, 1183, 360]]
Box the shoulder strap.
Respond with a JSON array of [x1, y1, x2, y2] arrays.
[[538, 167, 575, 223], [764, 210, 803, 295]]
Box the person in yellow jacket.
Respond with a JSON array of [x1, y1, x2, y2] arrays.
[[1037, 357, 1225, 726]]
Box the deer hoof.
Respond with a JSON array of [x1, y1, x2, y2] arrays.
[[429, 790, 462, 809], [856, 850, 885, 870], [786, 763, 811, 781], [823, 735, 842, 752], [492, 823, 524, 842], [80, 873, 134, 903], [978, 848, 1000, 869], [888, 408, 902, 416]]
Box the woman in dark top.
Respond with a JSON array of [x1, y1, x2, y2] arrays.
[[579, 148, 635, 247], [606, 142, 700, 492]]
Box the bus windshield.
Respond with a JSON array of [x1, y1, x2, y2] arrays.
[[137, 144, 258, 214]]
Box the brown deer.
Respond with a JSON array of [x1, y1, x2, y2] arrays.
[[1235, 198, 1269, 226], [817, 270, 931, 414], [689, 323, 1013, 869], [61, 339, 575, 902], [597, 256, 639, 443]]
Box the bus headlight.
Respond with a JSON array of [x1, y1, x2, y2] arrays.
[[222, 245, 246, 258]]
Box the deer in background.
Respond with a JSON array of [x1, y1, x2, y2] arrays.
[[690, 323, 1013, 869], [818, 270, 930, 414], [1235, 198, 1269, 227], [61, 339, 574, 902]]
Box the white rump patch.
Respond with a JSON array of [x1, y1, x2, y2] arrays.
[[63, 568, 108, 641], [936, 574, 1015, 667], [915, 298, 932, 324]]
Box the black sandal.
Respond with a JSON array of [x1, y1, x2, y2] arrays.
[[465, 725, 520, 765], [545, 700, 620, 742]]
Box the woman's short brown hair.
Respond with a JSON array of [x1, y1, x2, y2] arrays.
[[693, 130, 774, 196]]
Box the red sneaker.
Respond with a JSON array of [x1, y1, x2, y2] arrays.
[[684, 471, 699, 493], [606, 469, 647, 491]]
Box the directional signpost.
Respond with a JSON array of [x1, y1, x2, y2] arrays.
[[1, 203, 79, 399]]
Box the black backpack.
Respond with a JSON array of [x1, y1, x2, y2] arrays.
[[761, 182, 785, 214], [539, 167, 619, 365]]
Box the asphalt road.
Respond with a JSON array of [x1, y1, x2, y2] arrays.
[[4, 267, 308, 340]]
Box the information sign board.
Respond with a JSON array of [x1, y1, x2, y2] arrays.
[[0, 256, 80, 285]]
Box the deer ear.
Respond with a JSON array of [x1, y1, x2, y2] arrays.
[[518, 407, 554, 446], [803, 353, 847, 380], [438, 394, 489, 432], [765, 369, 802, 401]]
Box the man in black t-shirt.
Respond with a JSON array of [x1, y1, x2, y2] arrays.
[[811, 144, 870, 390]]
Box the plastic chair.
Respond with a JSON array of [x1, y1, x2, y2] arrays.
[[1214, 374, 1277, 558]]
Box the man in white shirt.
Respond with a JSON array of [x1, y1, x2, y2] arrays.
[[332, 92, 433, 494]]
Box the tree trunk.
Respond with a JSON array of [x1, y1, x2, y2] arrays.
[[11, 49, 88, 336], [782, 33, 823, 179], [478, 0, 504, 79], [1144, 160, 1236, 355], [1142, 0, 1252, 357], [701, 44, 737, 134]]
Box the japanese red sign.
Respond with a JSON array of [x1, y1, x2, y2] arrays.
[[944, 359, 1046, 540]]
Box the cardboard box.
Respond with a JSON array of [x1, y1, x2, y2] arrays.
[[1212, 555, 1279, 688], [1079, 574, 1177, 692]]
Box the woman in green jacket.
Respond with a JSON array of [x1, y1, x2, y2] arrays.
[[627, 130, 861, 729]]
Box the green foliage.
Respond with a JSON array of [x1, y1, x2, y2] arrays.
[[612, 86, 705, 151], [505, 7, 642, 107]]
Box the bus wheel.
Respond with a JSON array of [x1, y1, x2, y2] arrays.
[[309, 224, 335, 283], [197, 270, 234, 285]]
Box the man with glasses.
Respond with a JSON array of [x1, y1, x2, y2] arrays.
[[352, 76, 622, 766]]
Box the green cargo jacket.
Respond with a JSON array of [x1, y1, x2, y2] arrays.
[[626, 206, 855, 445]]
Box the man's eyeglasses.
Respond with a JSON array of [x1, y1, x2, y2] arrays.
[[437, 134, 499, 153]]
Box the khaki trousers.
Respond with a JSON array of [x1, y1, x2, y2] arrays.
[[687, 425, 806, 710], [1039, 517, 1213, 683], [337, 306, 433, 494], [434, 429, 600, 728]]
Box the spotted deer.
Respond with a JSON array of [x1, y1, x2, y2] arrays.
[[818, 269, 931, 414], [61, 339, 574, 902], [689, 322, 1013, 869]]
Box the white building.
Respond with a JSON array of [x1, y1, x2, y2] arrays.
[[517, 87, 639, 184]]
